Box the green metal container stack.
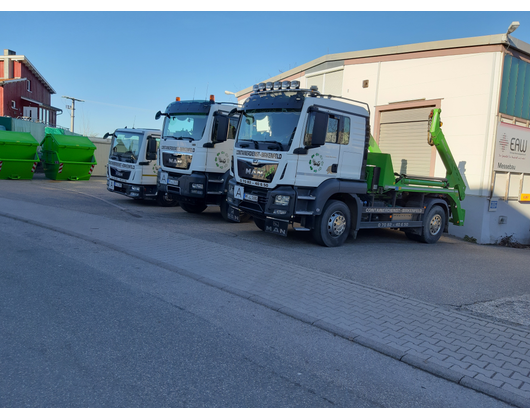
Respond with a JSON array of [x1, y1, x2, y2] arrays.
[[0, 131, 40, 180], [41, 133, 97, 181]]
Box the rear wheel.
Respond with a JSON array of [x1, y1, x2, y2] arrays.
[[421, 206, 445, 244], [180, 201, 207, 214], [312, 200, 350, 247]]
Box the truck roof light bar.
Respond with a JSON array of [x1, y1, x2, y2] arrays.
[[290, 80, 300, 89], [266, 82, 273, 90], [282, 81, 291, 90], [273, 81, 282, 90], [253, 84, 259, 92], [258, 82, 266, 91]]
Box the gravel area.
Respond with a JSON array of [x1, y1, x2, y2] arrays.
[[464, 294, 530, 327]]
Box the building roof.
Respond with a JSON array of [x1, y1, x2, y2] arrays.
[[0, 53, 56, 94], [236, 33, 530, 98]]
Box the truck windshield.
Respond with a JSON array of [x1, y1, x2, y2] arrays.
[[236, 109, 300, 151], [110, 131, 142, 163], [163, 113, 208, 141]]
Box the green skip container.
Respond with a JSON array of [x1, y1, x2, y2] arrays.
[[0, 131, 40, 180], [41, 133, 97, 181]]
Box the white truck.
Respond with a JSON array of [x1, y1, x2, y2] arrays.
[[155, 95, 245, 220], [105, 127, 177, 206], [226, 81, 465, 247]]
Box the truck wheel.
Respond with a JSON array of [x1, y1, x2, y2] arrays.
[[312, 200, 350, 247], [253, 217, 266, 231], [180, 202, 207, 214], [404, 230, 421, 242], [421, 206, 445, 244], [156, 192, 179, 207]]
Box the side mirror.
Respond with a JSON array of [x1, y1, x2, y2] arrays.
[[155, 111, 163, 120], [103, 132, 111, 139], [146, 136, 157, 160], [212, 114, 229, 143], [310, 111, 328, 147]]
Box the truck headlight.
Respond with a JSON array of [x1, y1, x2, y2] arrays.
[[192, 183, 204, 190], [274, 195, 290, 206], [131, 186, 140, 192]]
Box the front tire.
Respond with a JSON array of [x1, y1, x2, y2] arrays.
[[180, 201, 207, 214], [156, 192, 179, 207], [312, 200, 350, 247]]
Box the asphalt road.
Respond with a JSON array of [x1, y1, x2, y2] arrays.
[[0, 216, 509, 407]]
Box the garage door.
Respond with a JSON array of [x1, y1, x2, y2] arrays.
[[378, 107, 434, 177]]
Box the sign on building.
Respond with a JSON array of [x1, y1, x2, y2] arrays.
[[494, 122, 530, 173]]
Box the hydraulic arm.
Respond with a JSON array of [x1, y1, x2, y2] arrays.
[[427, 108, 466, 226]]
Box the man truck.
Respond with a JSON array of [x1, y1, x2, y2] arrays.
[[226, 81, 466, 247], [155, 95, 246, 220], [105, 127, 177, 206]]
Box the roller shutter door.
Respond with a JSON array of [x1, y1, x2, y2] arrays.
[[378, 107, 434, 177]]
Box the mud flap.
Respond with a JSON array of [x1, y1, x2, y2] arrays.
[[265, 219, 289, 236], [227, 206, 241, 222]]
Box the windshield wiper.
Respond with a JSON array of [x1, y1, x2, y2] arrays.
[[262, 140, 284, 151], [238, 139, 260, 149], [163, 135, 197, 142]]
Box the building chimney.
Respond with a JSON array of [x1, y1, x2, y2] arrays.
[[3, 49, 16, 79]]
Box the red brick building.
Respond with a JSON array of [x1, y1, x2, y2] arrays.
[[0, 49, 61, 126]]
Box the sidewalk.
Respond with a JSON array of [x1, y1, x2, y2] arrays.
[[1, 196, 529, 407]]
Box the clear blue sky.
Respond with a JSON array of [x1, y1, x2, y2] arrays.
[[2, 10, 529, 137]]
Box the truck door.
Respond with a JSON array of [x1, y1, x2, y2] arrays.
[[338, 114, 366, 180], [297, 113, 340, 186]]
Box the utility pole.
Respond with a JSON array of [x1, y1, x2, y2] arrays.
[[62, 96, 84, 133]]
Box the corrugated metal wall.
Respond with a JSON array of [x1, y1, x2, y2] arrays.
[[500, 55, 530, 120]]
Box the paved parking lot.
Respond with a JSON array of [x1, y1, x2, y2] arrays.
[[1, 174, 530, 406]]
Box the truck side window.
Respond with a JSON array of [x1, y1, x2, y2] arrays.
[[339, 117, 350, 145], [228, 116, 239, 140], [325, 117, 340, 144]]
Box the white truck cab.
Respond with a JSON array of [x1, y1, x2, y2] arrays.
[[105, 128, 177, 206], [226, 81, 371, 245], [155, 96, 242, 220]]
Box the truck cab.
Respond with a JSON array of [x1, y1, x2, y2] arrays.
[[155, 96, 241, 219], [105, 128, 176, 206], [227, 81, 465, 246]]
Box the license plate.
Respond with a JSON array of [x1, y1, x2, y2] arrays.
[[168, 179, 179, 186], [244, 193, 258, 202], [115, 182, 122, 188]]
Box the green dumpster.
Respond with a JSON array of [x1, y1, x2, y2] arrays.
[[0, 131, 40, 180], [41, 133, 97, 181]]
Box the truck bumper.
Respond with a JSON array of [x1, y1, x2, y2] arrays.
[[227, 179, 295, 235], [107, 179, 157, 199], [158, 170, 225, 205]]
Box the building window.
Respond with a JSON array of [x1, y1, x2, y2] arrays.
[[27, 80, 32, 92], [11, 100, 16, 109]]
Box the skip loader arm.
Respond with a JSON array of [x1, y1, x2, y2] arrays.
[[428, 108, 466, 226]]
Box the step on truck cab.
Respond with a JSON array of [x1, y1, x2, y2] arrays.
[[105, 128, 177, 206], [155, 95, 244, 220], [226, 81, 465, 247]]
